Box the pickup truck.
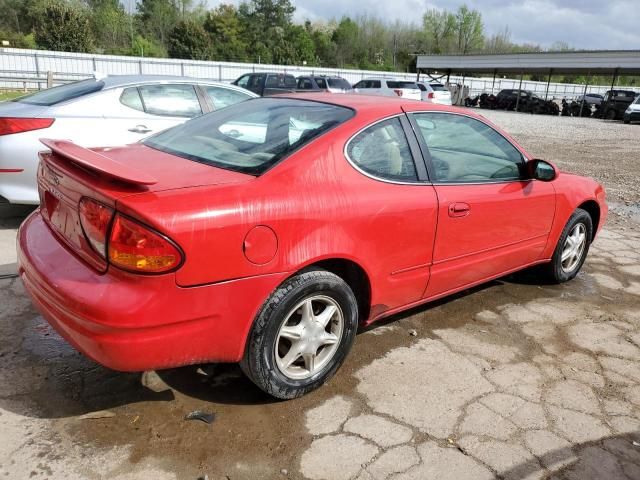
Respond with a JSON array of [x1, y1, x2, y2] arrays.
[[232, 72, 298, 97]]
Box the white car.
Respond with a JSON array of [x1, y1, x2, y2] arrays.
[[352, 78, 421, 101], [0, 75, 257, 204], [624, 95, 640, 124], [416, 82, 452, 105]]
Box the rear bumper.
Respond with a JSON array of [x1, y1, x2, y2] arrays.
[[18, 211, 289, 371]]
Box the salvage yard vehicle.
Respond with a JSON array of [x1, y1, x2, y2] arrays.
[[624, 96, 640, 124], [18, 94, 607, 399], [595, 89, 637, 120], [0, 75, 256, 205], [416, 82, 452, 105], [296, 75, 353, 93], [232, 72, 298, 96], [353, 78, 421, 100]]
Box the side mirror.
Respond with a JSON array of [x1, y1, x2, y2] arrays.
[[528, 159, 557, 182]]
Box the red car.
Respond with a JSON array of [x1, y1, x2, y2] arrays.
[[18, 94, 607, 399]]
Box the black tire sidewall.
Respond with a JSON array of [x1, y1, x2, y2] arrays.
[[243, 270, 358, 399], [550, 209, 593, 283]]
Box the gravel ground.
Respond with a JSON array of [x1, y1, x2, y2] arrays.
[[1, 111, 639, 480]]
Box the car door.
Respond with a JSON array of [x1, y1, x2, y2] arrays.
[[408, 111, 556, 298], [345, 115, 437, 312]]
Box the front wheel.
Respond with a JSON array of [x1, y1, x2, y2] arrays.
[[543, 208, 593, 283], [241, 269, 359, 399]]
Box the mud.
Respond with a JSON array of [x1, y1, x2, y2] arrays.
[[1, 111, 640, 480]]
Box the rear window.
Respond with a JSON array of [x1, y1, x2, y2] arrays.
[[144, 98, 354, 175], [387, 81, 418, 90], [327, 78, 351, 90], [12, 79, 104, 106], [430, 84, 447, 91]]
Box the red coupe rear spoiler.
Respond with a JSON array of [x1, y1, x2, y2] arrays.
[[39, 139, 158, 186]]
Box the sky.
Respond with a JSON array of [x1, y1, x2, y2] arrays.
[[208, 0, 640, 51]]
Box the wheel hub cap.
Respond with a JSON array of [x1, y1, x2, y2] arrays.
[[275, 295, 344, 380], [561, 223, 587, 273]]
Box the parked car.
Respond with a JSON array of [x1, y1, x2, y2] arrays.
[[353, 78, 421, 100], [296, 75, 353, 93], [596, 89, 637, 120], [232, 72, 298, 96], [624, 95, 640, 124], [0, 75, 256, 205], [494, 89, 559, 115], [416, 82, 452, 105], [18, 94, 607, 399], [573, 93, 604, 106]]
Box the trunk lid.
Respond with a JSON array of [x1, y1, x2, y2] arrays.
[[38, 140, 252, 272], [0, 99, 49, 118], [400, 89, 422, 101]]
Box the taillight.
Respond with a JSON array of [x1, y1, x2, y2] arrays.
[[79, 198, 114, 257], [0, 117, 54, 136], [393, 89, 403, 97], [108, 214, 182, 274], [428, 92, 435, 99]]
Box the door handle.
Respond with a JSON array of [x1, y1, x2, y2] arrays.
[[448, 202, 470, 218], [128, 125, 152, 134]]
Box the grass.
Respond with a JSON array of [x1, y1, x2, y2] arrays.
[[0, 91, 24, 102]]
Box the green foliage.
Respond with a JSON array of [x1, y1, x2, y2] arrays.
[[91, 0, 130, 54], [168, 19, 210, 60], [136, 0, 179, 49], [0, 29, 37, 48], [127, 34, 166, 57], [204, 4, 248, 61], [32, 0, 94, 52]]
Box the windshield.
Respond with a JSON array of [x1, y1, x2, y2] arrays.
[[144, 98, 354, 175], [12, 79, 104, 106], [327, 78, 352, 90], [429, 84, 448, 91], [387, 81, 418, 89]]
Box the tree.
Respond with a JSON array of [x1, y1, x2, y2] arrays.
[[168, 19, 210, 60], [332, 17, 359, 67], [285, 24, 316, 65], [453, 5, 483, 54], [204, 4, 247, 61], [90, 0, 131, 53], [32, 0, 94, 52], [423, 9, 455, 53], [136, 0, 179, 50], [238, 0, 295, 63]]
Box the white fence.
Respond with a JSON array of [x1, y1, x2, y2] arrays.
[[0, 47, 636, 100]]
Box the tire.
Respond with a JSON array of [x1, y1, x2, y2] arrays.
[[543, 208, 593, 284], [605, 109, 617, 120], [624, 118, 631, 125], [241, 269, 359, 399]]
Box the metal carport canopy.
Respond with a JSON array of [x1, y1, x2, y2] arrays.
[[416, 51, 640, 75]]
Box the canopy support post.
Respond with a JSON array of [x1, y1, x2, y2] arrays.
[[491, 69, 497, 95], [515, 72, 523, 112], [544, 69, 553, 101], [579, 72, 590, 118]]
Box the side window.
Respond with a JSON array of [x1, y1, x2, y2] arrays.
[[413, 113, 524, 183], [416, 83, 427, 92], [235, 75, 250, 89], [120, 87, 144, 112], [371, 80, 381, 88], [204, 86, 251, 110], [315, 78, 327, 89], [353, 80, 366, 89], [346, 117, 417, 181], [138, 84, 202, 118], [297, 78, 313, 89]]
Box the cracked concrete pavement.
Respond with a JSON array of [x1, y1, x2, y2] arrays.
[[1, 111, 639, 479]]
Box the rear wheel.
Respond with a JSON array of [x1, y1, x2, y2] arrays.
[[241, 269, 358, 399], [605, 109, 617, 120], [543, 208, 592, 283]]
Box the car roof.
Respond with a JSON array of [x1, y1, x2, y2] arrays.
[[276, 92, 464, 116], [99, 74, 243, 89]]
